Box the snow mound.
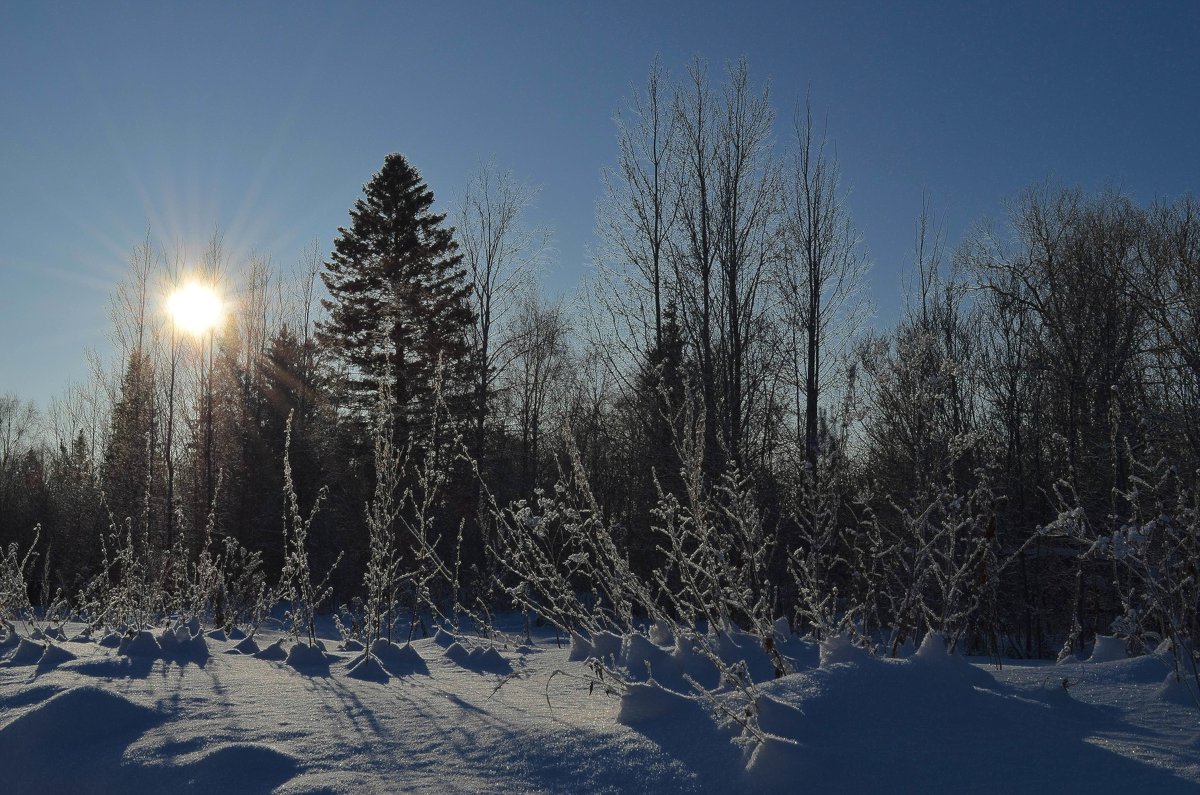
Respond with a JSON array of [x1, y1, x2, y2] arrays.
[[616, 680, 708, 726], [205, 628, 228, 642], [1156, 671, 1200, 707], [590, 631, 623, 664], [0, 684, 158, 741], [31, 626, 67, 643], [7, 637, 47, 666], [285, 641, 331, 672], [254, 638, 288, 661], [909, 632, 997, 688], [0, 686, 163, 792], [37, 642, 76, 669], [118, 630, 162, 658], [432, 627, 456, 647], [345, 652, 391, 682], [671, 636, 721, 690], [744, 734, 804, 788], [340, 638, 365, 652], [370, 639, 427, 675], [621, 632, 682, 688], [0, 686, 299, 793], [230, 635, 260, 655], [715, 630, 777, 683], [225, 626, 247, 640], [170, 742, 298, 792], [1089, 635, 1129, 663], [0, 628, 19, 656], [740, 647, 1194, 791], [157, 624, 209, 664], [444, 641, 511, 673], [819, 634, 873, 668], [567, 631, 593, 662], [97, 631, 122, 648]]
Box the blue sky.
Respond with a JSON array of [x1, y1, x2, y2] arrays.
[[2, 1, 1197, 409]]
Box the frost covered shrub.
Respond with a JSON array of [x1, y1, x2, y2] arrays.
[[785, 444, 891, 649], [394, 391, 466, 641], [213, 535, 268, 634], [650, 460, 786, 678], [490, 421, 787, 743], [359, 374, 474, 647], [278, 414, 340, 645], [0, 527, 40, 632], [361, 387, 404, 647], [1077, 444, 1200, 694], [879, 472, 1000, 655], [489, 434, 646, 640], [166, 487, 225, 626], [76, 514, 164, 634]]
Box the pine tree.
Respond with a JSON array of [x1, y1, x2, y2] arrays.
[[318, 153, 474, 441], [102, 348, 156, 532]]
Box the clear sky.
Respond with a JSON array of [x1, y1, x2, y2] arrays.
[[2, 1, 1197, 410]]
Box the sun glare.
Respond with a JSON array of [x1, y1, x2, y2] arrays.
[[168, 282, 222, 336]]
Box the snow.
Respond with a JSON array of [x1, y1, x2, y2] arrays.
[[1090, 634, 1130, 663], [2, 620, 1199, 793]]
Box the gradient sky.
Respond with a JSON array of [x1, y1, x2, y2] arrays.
[[2, 1, 1197, 410]]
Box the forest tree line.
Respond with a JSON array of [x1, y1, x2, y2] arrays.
[[2, 57, 1197, 661]]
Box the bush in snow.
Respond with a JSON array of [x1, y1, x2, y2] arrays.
[[876, 466, 1006, 657], [359, 386, 406, 648], [358, 374, 477, 648], [278, 413, 340, 646], [1071, 441, 1200, 702], [0, 527, 40, 634]]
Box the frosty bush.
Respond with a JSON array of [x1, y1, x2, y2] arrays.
[[360, 386, 405, 646], [76, 513, 164, 634], [881, 472, 999, 655], [0, 527, 40, 633], [278, 413, 340, 645], [489, 436, 646, 641], [1079, 442, 1200, 697], [786, 448, 889, 646]]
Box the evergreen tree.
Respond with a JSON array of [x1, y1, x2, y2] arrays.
[[48, 431, 104, 590], [102, 348, 156, 532], [318, 153, 474, 442], [624, 305, 686, 577]]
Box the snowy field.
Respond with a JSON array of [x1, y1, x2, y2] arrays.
[[2, 619, 1199, 794]]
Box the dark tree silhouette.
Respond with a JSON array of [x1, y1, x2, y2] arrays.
[[318, 153, 474, 442]]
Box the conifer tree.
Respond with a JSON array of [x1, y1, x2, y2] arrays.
[[102, 348, 156, 532], [318, 153, 474, 441]]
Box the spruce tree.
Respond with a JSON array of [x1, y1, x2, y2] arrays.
[[102, 348, 156, 532], [318, 153, 473, 441]]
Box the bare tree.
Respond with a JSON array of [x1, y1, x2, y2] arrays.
[[669, 57, 782, 470], [110, 229, 160, 363], [711, 58, 781, 467], [236, 253, 273, 384], [457, 161, 547, 463], [671, 56, 721, 471], [597, 55, 680, 355], [776, 97, 869, 472], [501, 289, 572, 497]]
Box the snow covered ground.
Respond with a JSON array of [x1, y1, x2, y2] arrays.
[[2, 620, 1198, 794]]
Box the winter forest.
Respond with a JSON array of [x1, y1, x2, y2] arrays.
[[3, 53, 1200, 793]]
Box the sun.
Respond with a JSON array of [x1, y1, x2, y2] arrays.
[[168, 282, 222, 336]]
